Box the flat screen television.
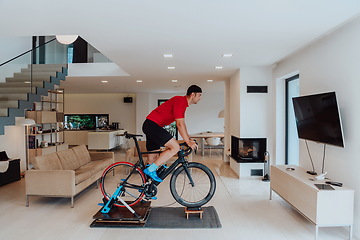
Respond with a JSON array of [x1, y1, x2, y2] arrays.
[[64, 114, 109, 130], [292, 92, 344, 147]]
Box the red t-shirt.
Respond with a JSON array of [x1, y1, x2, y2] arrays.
[[147, 96, 188, 127]]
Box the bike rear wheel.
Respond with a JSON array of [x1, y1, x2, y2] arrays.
[[170, 162, 216, 208], [100, 162, 146, 207]]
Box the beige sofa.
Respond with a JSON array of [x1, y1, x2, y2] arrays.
[[125, 141, 192, 164], [25, 145, 114, 207]]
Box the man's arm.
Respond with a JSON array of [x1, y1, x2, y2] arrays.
[[175, 118, 197, 149]]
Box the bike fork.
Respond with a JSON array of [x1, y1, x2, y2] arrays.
[[183, 166, 195, 187]]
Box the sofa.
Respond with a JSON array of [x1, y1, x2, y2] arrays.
[[125, 141, 192, 164], [25, 145, 114, 207], [0, 151, 21, 186]]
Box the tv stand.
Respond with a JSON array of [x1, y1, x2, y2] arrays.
[[270, 165, 354, 240]]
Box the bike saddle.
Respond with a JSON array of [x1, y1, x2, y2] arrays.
[[125, 132, 143, 139]]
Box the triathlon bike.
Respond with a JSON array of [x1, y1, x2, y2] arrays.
[[99, 132, 216, 214]]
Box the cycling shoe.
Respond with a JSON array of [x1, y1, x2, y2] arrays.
[[143, 168, 163, 182]]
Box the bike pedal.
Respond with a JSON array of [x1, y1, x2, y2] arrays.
[[144, 196, 157, 200]]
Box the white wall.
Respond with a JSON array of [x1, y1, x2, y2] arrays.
[[239, 67, 272, 138], [0, 36, 32, 82], [273, 15, 360, 237], [64, 93, 136, 133], [0, 123, 26, 172], [0, 37, 32, 171]]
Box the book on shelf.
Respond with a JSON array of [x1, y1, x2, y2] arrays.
[[28, 136, 36, 149]]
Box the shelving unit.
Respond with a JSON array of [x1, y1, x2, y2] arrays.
[[26, 88, 68, 165]]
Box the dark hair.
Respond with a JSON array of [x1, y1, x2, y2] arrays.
[[186, 85, 202, 96]]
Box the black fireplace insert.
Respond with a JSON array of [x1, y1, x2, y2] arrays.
[[231, 136, 266, 163]]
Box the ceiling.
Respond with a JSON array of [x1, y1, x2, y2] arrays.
[[1, 0, 360, 94]]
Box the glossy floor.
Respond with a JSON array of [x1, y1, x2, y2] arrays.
[[0, 151, 355, 240]]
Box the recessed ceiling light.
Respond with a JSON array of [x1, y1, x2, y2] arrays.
[[24, 81, 31, 84], [167, 66, 175, 70], [101, 80, 108, 83], [136, 80, 143, 83], [163, 54, 173, 58], [215, 66, 223, 69], [172, 79, 178, 83], [207, 79, 213, 82], [222, 53, 233, 57]]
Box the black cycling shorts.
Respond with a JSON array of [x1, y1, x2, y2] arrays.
[[142, 119, 173, 151]]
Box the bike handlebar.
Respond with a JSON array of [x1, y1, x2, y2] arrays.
[[178, 142, 193, 157]]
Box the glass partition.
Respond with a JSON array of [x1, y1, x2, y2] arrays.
[[0, 36, 69, 95]]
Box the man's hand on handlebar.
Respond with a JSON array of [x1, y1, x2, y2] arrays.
[[187, 139, 198, 151]]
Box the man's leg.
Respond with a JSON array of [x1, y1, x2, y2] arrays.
[[154, 138, 180, 166], [144, 138, 179, 182], [146, 153, 159, 165]]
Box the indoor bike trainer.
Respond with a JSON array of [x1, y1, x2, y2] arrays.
[[90, 132, 216, 227]]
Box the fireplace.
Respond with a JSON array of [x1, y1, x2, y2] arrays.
[[231, 136, 266, 163]]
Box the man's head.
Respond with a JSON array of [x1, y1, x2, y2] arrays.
[[186, 85, 202, 104]]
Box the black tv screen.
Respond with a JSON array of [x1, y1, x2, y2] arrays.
[[292, 92, 344, 147]]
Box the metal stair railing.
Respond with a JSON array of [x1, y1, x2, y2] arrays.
[[0, 37, 69, 135]]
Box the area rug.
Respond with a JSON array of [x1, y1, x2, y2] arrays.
[[145, 206, 221, 229], [90, 206, 221, 228]]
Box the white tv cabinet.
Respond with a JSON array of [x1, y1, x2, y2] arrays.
[[270, 165, 354, 240]]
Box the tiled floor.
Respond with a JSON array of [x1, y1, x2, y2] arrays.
[[0, 151, 355, 240]]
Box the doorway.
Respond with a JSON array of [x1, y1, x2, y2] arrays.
[[285, 74, 299, 165]]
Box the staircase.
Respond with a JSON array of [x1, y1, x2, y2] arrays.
[[0, 64, 68, 135]]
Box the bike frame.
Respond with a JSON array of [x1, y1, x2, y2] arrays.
[[130, 135, 194, 185]]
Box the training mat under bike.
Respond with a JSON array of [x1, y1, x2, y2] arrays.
[[90, 205, 221, 229]]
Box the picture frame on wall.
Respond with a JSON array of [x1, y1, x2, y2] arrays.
[[158, 99, 178, 140]]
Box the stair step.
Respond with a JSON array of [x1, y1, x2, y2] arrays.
[[0, 82, 43, 88], [0, 87, 36, 94], [0, 101, 18, 108], [28, 64, 67, 69], [0, 93, 28, 101], [0, 108, 8, 117], [21, 67, 64, 73], [14, 72, 58, 78], [6, 76, 51, 82]]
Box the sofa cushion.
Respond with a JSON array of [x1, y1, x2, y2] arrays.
[[74, 158, 113, 184], [74, 168, 92, 185], [72, 145, 91, 166], [32, 153, 63, 170], [57, 149, 81, 170]]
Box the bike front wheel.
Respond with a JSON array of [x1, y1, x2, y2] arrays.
[[100, 162, 146, 207], [170, 162, 216, 208]]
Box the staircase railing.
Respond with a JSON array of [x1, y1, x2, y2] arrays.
[[0, 36, 69, 135]]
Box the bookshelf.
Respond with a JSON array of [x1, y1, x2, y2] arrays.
[[26, 88, 67, 166]]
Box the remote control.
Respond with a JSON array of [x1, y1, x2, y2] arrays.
[[325, 181, 343, 187]]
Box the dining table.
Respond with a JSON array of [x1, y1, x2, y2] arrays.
[[189, 132, 224, 156]]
